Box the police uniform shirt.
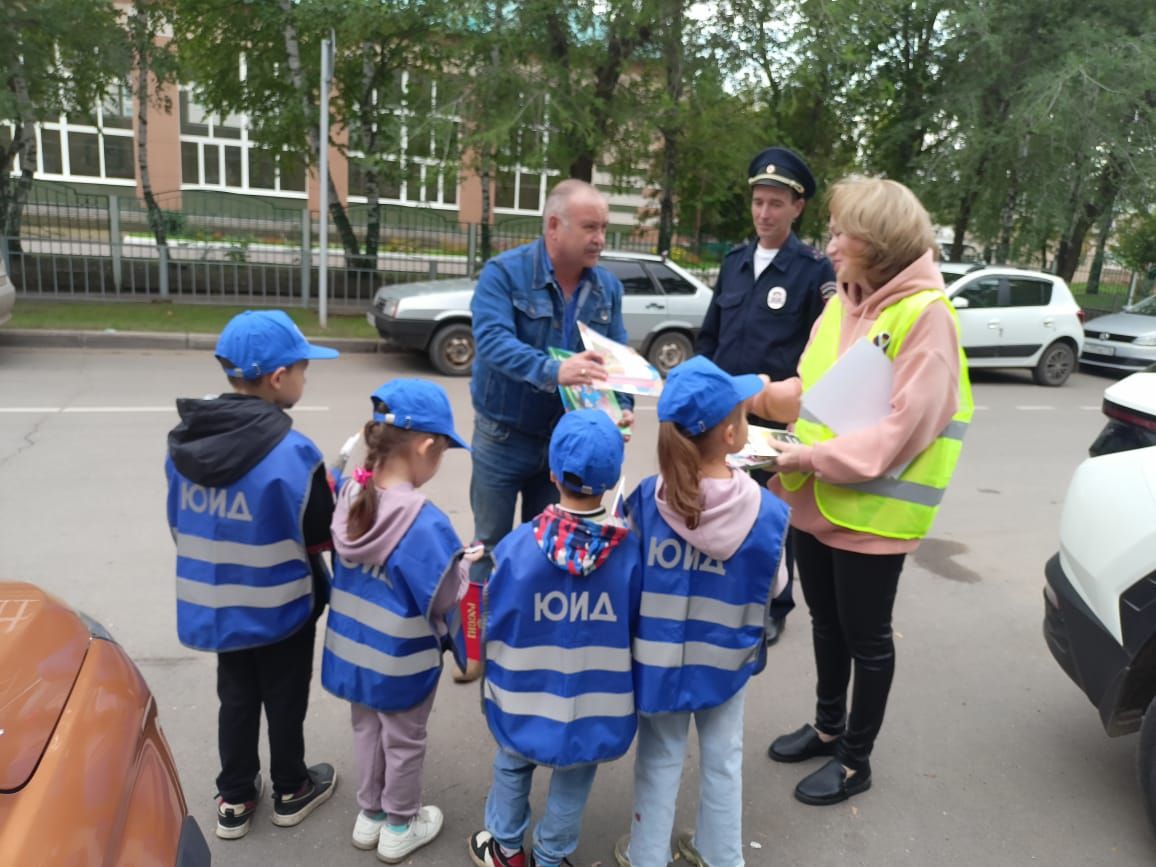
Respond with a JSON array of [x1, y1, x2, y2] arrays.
[[696, 232, 836, 383]]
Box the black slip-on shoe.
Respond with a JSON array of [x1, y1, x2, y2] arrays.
[[793, 758, 872, 806], [768, 723, 839, 763]]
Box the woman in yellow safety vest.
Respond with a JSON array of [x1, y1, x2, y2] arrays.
[[762, 176, 973, 806]]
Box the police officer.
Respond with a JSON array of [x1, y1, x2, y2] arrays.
[[696, 146, 835, 646]]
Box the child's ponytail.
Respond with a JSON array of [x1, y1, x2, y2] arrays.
[[345, 404, 421, 540], [657, 421, 705, 530]]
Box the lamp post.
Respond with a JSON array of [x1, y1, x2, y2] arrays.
[[318, 30, 334, 328]]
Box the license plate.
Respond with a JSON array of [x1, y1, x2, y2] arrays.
[[1088, 342, 1116, 356]]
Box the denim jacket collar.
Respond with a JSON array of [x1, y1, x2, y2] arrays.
[[532, 237, 607, 313]]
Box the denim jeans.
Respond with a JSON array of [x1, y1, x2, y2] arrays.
[[468, 414, 559, 585], [628, 689, 747, 867], [484, 748, 598, 867]]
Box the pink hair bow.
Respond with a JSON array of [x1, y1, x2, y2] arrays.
[[351, 466, 374, 487]]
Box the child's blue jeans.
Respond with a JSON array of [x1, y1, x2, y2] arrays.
[[628, 688, 747, 867], [485, 747, 598, 867]]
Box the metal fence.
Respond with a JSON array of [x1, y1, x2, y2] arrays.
[[2, 185, 719, 309]]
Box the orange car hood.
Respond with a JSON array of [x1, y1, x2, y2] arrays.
[[0, 583, 90, 792]]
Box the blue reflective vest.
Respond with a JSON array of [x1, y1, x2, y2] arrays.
[[627, 476, 790, 713], [321, 503, 468, 712], [166, 431, 321, 652], [483, 522, 642, 768]]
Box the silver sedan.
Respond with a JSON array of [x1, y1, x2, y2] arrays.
[[1081, 295, 1156, 373], [368, 251, 713, 376]]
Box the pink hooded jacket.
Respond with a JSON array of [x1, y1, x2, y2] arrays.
[[767, 249, 962, 555]]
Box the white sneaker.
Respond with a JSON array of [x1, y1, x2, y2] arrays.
[[376, 805, 444, 863], [353, 810, 387, 850]]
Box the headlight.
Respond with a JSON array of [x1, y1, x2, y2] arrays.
[[377, 296, 401, 318], [1133, 334, 1156, 347]]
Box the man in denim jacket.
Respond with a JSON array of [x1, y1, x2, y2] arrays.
[[467, 179, 634, 596]]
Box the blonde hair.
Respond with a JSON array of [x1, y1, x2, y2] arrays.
[[656, 405, 743, 530], [827, 176, 937, 289]]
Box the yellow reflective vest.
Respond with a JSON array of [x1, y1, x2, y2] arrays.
[[778, 289, 973, 540]]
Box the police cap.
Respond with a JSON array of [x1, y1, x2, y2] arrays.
[[747, 146, 816, 200]]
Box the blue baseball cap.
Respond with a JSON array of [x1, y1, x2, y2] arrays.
[[658, 356, 763, 435], [370, 379, 469, 450], [549, 409, 624, 496], [216, 310, 339, 380]]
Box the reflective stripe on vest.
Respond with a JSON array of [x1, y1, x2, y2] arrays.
[[633, 637, 760, 671], [486, 639, 631, 674], [779, 289, 973, 539], [329, 586, 431, 640], [640, 591, 765, 631], [175, 533, 304, 569], [176, 575, 311, 609], [324, 630, 442, 678], [483, 679, 635, 723]]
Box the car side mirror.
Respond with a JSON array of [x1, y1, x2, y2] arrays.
[[952, 296, 970, 309]]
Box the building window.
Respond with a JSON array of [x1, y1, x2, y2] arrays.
[[346, 71, 462, 209], [494, 106, 557, 215], [3, 84, 137, 183], [178, 87, 305, 195]]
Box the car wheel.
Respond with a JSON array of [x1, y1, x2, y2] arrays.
[[428, 323, 475, 377], [1033, 340, 1076, 387], [1140, 695, 1156, 833], [646, 330, 694, 377]]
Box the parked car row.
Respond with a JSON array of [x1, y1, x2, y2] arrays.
[[368, 251, 713, 377], [368, 252, 1156, 391]]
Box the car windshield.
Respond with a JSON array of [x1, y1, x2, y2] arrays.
[[1124, 295, 1156, 316]]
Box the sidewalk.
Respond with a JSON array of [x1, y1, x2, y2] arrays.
[[0, 327, 386, 354]]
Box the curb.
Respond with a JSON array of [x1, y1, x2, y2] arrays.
[[0, 328, 389, 354]]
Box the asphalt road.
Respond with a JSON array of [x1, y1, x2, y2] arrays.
[[1, 345, 1154, 867]]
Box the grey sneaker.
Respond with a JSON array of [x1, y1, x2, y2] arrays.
[[271, 763, 337, 827]]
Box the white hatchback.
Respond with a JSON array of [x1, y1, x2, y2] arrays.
[[947, 267, 1085, 386]]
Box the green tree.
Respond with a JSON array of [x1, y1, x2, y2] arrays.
[[2, 0, 129, 252], [1114, 210, 1156, 295]]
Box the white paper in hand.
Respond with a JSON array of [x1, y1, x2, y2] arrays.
[[800, 338, 893, 435]]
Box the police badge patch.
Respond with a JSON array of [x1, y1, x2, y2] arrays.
[[767, 286, 788, 310]]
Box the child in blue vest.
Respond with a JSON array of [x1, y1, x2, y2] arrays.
[[469, 409, 642, 867], [617, 356, 790, 867], [165, 309, 340, 839], [321, 378, 479, 863]]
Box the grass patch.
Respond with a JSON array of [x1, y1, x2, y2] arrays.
[[10, 299, 378, 340]]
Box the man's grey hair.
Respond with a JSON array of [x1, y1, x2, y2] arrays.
[[542, 179, 604, 233]]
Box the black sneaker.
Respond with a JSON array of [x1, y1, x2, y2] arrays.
[[271, 763, 337, 827], [216, 774, 263, 839]]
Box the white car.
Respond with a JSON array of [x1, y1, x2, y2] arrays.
[[369, 251, 713, 376], [947, 267, 1085, 386], [1044, 377, 1156, 831]]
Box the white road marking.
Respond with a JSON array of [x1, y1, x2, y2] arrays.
[[1015, 405, 1055, 411], [0, 405, 330, 414]]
